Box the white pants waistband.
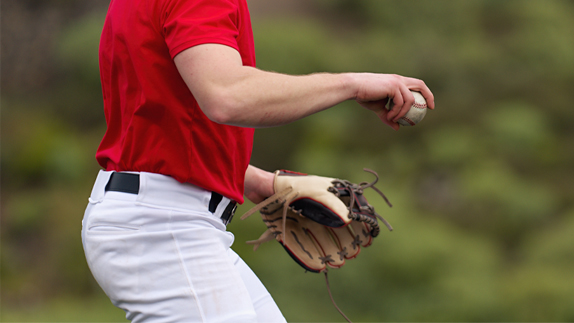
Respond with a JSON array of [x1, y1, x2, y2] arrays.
[[89, 170, 233, 220]]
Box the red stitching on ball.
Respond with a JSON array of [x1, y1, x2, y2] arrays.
[[402, 117, 416, 126]]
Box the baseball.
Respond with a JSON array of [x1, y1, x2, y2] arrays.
[[387, 91, 428, 126]]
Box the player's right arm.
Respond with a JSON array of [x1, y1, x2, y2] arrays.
[[174, 43, 434, 130]]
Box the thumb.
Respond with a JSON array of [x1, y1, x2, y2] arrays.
[[357, 98, 389, 113]]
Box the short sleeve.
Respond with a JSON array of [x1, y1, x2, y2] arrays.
[[162, 0, 240, 58]]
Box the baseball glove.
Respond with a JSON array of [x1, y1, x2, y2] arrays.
[[240, 168, 393, 273]]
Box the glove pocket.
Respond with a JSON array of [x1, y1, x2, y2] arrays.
[[282, 220, 346, 272], [290, 198, 349, 227]]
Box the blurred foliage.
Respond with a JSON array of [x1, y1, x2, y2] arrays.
[[2, 0, 574, 322]]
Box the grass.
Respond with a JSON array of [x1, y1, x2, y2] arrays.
[[1, 293, 127, 323]]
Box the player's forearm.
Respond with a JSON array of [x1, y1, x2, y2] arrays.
[[204, 69, 356, 127]]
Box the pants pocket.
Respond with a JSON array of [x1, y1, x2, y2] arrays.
[[88, 224, 140, 233]]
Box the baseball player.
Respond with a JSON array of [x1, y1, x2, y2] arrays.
[[81, 0, 434, 322]]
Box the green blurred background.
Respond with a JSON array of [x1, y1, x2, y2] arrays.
[[2, 0, 574, 322]]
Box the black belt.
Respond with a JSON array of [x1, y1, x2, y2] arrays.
[[105, 172, 236, 225]]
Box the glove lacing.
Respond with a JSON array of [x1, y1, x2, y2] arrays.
[[240, 186, 299, 249], [329, 168, 394, 236]]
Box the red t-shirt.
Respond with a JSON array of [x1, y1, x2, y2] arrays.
[[96, 0, 255, 203]]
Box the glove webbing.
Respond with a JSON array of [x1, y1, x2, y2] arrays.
[[330, 168, 393, 236]]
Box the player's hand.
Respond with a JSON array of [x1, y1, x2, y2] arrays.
[[353, 73, 434, 130]]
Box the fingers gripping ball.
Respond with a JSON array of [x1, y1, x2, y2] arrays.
[[388, 90, 428, 126], [241, 169, 393, 273]]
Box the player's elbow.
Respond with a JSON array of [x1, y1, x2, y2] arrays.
[[203, 106, 236, 125], [199, 91, 246, 125]]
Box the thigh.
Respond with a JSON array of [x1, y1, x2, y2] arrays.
[[228, 249, 287, 323], [83, 199, 259, 323]]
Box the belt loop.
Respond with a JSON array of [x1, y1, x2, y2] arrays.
[[89, 170, 113, 203], [209, 192, 223, 213]]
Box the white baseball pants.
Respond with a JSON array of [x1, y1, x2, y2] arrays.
[[81, 170, 286, 323]]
